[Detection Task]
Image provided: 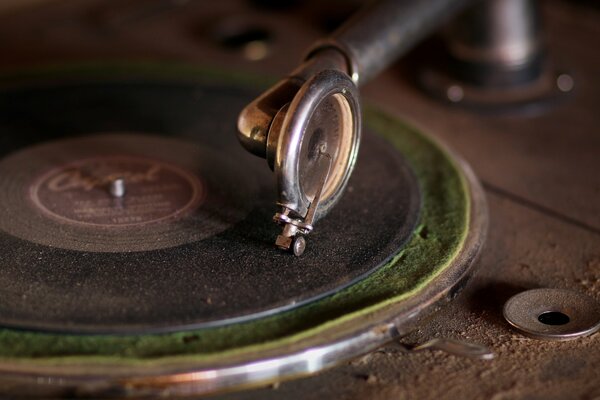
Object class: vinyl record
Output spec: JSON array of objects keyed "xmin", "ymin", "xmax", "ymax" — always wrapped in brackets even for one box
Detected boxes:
[
  {"xmin": 0, "ymin": 65, "xmax": 486, "ymax": 397},
  {"xmin": 0, "ymin": 74, "xmax": 421, "ymax": 333}
]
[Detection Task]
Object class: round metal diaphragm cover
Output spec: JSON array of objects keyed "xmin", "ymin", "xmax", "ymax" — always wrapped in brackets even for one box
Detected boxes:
[{"xmin": 274, "ymin": 69, "xmax": 360, "ymax": 220}]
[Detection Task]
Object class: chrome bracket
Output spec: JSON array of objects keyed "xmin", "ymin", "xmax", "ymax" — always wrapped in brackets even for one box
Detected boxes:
[{"xmin": 274, "ymin": 151, "xmax": 332, "ymax": 256}]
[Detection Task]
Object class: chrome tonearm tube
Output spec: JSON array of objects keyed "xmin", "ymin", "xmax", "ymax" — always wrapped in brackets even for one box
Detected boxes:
[{"xmin": 237, "ymin": 0, "xmax": 471, "ymax": 255}]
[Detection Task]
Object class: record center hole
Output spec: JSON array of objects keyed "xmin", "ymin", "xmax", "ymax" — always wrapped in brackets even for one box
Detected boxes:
[{"xmin": 538, "ymin": 311, "xmax": 570, "ymax": 325}]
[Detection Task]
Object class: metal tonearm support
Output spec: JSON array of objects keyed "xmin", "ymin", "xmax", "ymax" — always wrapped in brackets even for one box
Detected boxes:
[{"xmin": 237, "ymin": 0, "xmax": 471, "ymax": 255}]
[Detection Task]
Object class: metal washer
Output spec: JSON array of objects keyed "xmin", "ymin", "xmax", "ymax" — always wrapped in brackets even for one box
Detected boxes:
[{"xmin": 503, "ymin": 288, "xmax": 600, "ymax": 340}]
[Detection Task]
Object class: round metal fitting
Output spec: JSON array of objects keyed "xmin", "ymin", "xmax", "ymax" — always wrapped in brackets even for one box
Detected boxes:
[
  {"xmin": 273, "ymin": 69, "xmax": 361, "ymax": 220},
  {"xmin": 503, "ymin": 288, "xmax": 600, "ymax": 341}
]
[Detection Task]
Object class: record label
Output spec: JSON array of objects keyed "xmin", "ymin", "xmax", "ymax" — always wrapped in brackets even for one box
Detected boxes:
[
  {"xmin": 0, "ymin": 133, "xmax": 258, "ymax": 253},
  {"xmin": 30, "ymin": 156, "xmax": 204, "ymax": 227}
]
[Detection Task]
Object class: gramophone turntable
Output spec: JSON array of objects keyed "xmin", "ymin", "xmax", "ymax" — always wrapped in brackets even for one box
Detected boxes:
[{"xmin": 0, "ymin": 0, "xmax": 597, "ymax": 398}]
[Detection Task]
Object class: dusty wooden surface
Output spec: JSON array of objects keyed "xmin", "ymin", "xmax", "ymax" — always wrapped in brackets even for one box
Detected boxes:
[{"xmin": 0, "ymin": 0, "xmax": 598, "ymax": 398}]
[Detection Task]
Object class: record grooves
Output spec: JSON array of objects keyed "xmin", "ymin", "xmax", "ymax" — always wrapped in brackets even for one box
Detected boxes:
[{"xmin": 0, "ymin": 78, "xmax": 421, "ymax": 334}]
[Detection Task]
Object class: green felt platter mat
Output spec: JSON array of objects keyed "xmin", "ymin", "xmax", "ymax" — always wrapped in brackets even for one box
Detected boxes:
[{"xmin": 0, "ymin": 63, "xmax": 487, "ymax": 397}]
